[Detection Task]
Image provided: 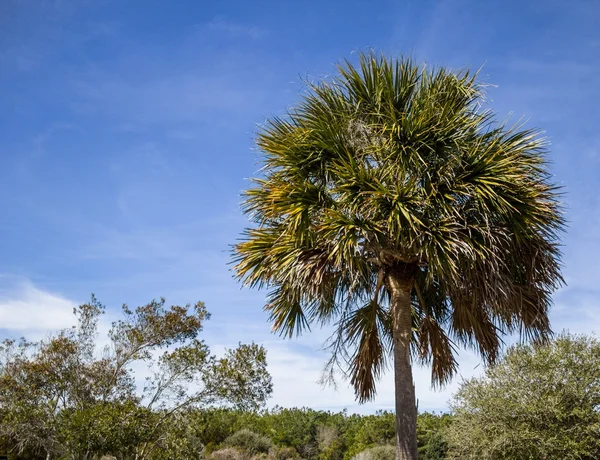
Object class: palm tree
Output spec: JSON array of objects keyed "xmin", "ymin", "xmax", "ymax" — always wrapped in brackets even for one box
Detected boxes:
[{"xmin": 233, "ymin": 52, "xmax": 564, "ymax": 460}]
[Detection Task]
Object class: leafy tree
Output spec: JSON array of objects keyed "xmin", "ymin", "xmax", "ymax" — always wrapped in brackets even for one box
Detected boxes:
[
  {"xmin": 57, "ymin": 401, "xmax": 156, "ymax": 460},
  {"xmin": 224, "ymin": 429, "xmax": 273, "ymax": 455},
  {"xmin": 344, "ymin": 411, "xmax": 394, "ymax": 459},
  {"xmin": 446, "ymin": 333, "xmax": 600, "ymax": 460},
  {"xmin": 416, "ymin": 413, "xmax": 451, "ymax": 459},
  {"xmin": 233, "ymin": 51, "xmax": 564, "ymax": 459},
  {"xmin": 0, "ymin": 296, "xmax": 272, "ymax": 459},
  {"xmin": 316, "ymin": 425, "xmax": 343, "ymax": 460},
  {"xmin": 178, "ymin": 407, "xmax": 451, "ymax": 460},
  {"xmin": 262, "ymin": 407, "xmax": 323, "ymax": 457}
]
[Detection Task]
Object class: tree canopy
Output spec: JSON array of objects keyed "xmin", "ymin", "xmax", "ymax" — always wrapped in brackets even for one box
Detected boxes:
[
  {"xmin": 0, "ymin": 296, "xmax": 272, "ymax": 460},
  {"xmin": 234, "ymin": 51, "xmax": 564, "ymax": 459},
  {"xmin": 234, "ymin": 51, "xmax": 564, "ymax": 398},
  {"xmin": 447, "ymin": 333, "xmax": 600, "ymax": 460}
]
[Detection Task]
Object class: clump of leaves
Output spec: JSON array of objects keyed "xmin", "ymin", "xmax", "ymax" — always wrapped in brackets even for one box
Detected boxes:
[
  {"xmin": 269, "ymin": 446, "xmax": 300, "ymax": 460},
  {"xmin": 224, "ymin": 429, "xmax": 273, "ymax": 455},
  {"xmin": 447, "ymin": 333, "xmax": 600, "ymax": 459},
  {"xmin": 210, "ymin": 447, "xmax": 251, "ymax": 460},
  {"xmin": 351, "ymin": 445, "xmax": 395, "ymax": 460},
  {"xmin": 0, "ymin": 296, "xmax": 273, "ymax": 460}
]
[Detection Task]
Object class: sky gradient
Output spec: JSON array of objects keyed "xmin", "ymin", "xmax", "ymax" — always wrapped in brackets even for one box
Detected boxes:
[{"xmin": 1, "ymin": 0, "xmax": 599, "ymax": 413}]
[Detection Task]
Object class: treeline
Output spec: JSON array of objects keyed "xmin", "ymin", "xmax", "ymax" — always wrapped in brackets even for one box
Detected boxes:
[
  {"xmin": 0, "ymin": 407, "xmax": 450, "ymax": 460},
  {"xmin": 185, "ymin": 408, "xmax": 450, "ymax": 460},
  {"xmin": 2, "ymin": 295, "xmax": 599, "ymax": 459}
]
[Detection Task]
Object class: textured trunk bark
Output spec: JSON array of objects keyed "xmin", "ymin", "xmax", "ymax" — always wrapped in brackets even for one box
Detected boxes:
[{"xmin": 387, "ymin": 268, "xmax": 418, "ymax": 460}]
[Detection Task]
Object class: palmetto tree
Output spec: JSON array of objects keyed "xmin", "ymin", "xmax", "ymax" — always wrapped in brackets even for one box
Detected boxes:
[{"xmin": 233, "ymin": 52, "xmax": 564, "ymax": 460}]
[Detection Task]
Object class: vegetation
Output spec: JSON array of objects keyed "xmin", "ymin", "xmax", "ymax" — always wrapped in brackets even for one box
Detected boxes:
[
  {"xmin": 179, "ymin": 408, "xmax": 449, "ymax": 460},
  {"xmin": 223, "ymin": 429, "xmax": 273, "ymax": 455},
  {"xmin": 0, "ymin": 50, "xmax": 575, "ymax": 460},
  {"xmin": 3, "ymin": 307, "xmax": 599, "ymax": 460},
  {"xmin": 0, "ymin": 297, "xmax": 272, "ymax": 460},
  {"xmin": 234, "ymin": 51, "xmax": 564, "ymax": 459},
  {"xmin": 446, "ymin": 333, "xmax": 600, "ymax": 459},
  {"xmin": 351, "ymin": 445, "xmax": 395, "ymax": 460}
]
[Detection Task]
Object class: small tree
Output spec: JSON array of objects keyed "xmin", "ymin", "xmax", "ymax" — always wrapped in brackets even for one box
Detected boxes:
[
  {"xmin": 416, "ymin": 413, "xmax": 451, "ymax": 460},
  {"xmin": 0, "ymin": 297, "xmax": 273, "ymax": 459},
  {"xmin": 234, "ymin": 51, "xmax": 564, "ymax": 460},
  {"xmin": 223, "ymin": 429, "xmax": 273, "ymax": 455},
  {"xmin": 447, "ymin": 333, "xmax": 600, "ymax": 459}
]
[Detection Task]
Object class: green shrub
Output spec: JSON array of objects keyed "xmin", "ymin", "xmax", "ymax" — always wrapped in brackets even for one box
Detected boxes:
[
  {"xmin": 209, "ymin": 447, "xmax": 249, "ymax": 460},
  {"xmin": 419, "ymin": 430, "xmax": 448, "ymax": 460},
  {"xmin": 269, "ymin": 446, "xmax": 300, "ymax": 460},
  {"xmin": 447, "ymin": 333, "xmax": 600, "ymax": 459},
  {"xmin": 224, "ymin": 429, "xmax": 273, "ymax": 455},
  {"xmin": 351, "ymin": 445, "xmax": 395, "ymax": 460}
]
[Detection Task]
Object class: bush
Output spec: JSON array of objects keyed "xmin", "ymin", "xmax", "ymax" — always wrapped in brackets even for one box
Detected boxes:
[
  {"xmin": 224, "ymin": 429, "xmax": 273, "ymax": 455},
  {"xmin": 447, "ymin": 333, "xmax": 600, "ymax": 459},
  {"xmin": 210, "ymin": 448, "xmax": 249, "ymax": 460},
  {"xmin": 351, "ymin": 445, "xmax": 395, "ymax": 460},
  {"xmin": 269, "ymin": 446, "xmax": 300, "ymax": 460},
  {"xmin": 416, "ymin": 412, "xmax": 451, "ymax": 460},
  {"xmin": 419, "ymin": 431, "xmax": 448, "ymax": 460}
]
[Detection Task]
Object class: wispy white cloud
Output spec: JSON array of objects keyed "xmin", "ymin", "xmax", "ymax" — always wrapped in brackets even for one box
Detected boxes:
[
  {"xmin": 2, "ymin": 279, "xmax": 594, "ymax": 414},
  {"xmin": 204, "ymin": 319, "xmax": 485, "ymax": 414},
  {"xmin": 70, "ymin": 66, "xmax": 272, "ymax": 128},
  {"xmin": 253, "ymin": 339, "xmax": 483, "ymax": 414},
  {"xmin": 205, "ymin": 17, "xmax": 267, "ymax": 39},
  {"xmin": 31, "ymin": 123, "xmax": 80, "ymax": 158},
  {"xmin": 0, "ymin": 279, "xmax": 78, "ymax": 333}
]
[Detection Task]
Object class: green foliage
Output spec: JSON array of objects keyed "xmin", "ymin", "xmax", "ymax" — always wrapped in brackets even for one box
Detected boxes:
[
  {"xmin": 419, "ymin": 431, "xmax": 448, "ymax": 460},
  {"xmin": 316, "ymin": 425, "xmax": 343, "ymax": 460},
  {"xmin": 0, "ymin": 398, "xmax": 451, "ymax": 459},
  {"xmin": 185, "ymin": 408, "xmax": 450, "ymax": 460},
  {"xmin": 234, "ymin": 50, "xmax": 564, "ymax": 405},
  {"xmin": 224, "ymin": 429, "xmax": 273, "ymax": 455},
  {"xmin": 57, "ymin": 401, "xmax": 156, "ymax": 459},
  {"xmin": 0, "ymin": 296, "xmax": 273, "ymax": 460},
  {"xmin": 343, "ymin": 412, "xmax": 394, "ymax": 459},
  {"xmin": 261, "ymin": 407, "xmax": 325, "ymax": 457},
  {"xmin": 352, "ymin": 445, "xmax": 395, "ymax": 460},
  {"xmin": 206, "ymin": 344, "xmax": 273, "ymax": 412},
  {"xmin": 446, "ymin": 333, "xmax": 600, "ymax": 459},
  {"xmin": 269, "ymin": 446, "xmax": 300, "ymax": 460},
  {"xmin": 210, "ymin": 447, "xmax": 250, "ymax": 460},
  {"xmin": 417, "ymin": 413, "xmax": 451, "ymax": 460}
]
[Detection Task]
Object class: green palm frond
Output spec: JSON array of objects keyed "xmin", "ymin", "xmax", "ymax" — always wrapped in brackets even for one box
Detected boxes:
[{"xmin": 233, "ymin": 51, "xmax": 564, "ymax": 401}]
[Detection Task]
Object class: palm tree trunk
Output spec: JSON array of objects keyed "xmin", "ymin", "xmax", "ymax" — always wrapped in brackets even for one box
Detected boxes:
[{"xmin": 388, "ymin": 268, "xmax": 418, "ymax": 460}]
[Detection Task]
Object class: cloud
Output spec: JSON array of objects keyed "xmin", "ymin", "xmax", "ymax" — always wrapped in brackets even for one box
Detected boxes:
[
  {"xmin": 0, "ymin": 279, "xmax": 78, "ymax": 333},
  {"xmin": 254, "ymin": 338, "xmax": 485, "ymax": 414},
  {"xmin": 70, "ymin": 64, "xmax": 272, "ymax": 128},
  {"xmin": 552, "ymin": 287, "xmax": 600, "ymax": 335},
  {"xmin": 0, "ymin": 280, "xmax": 555, "ymax": 414},
  {"xmin": 203, "ymin": 318, "xmax": 485, "ymax": 414},
  {"xmin": 205, "ymin": 17, "xmax": 267, "ymax": 39}
]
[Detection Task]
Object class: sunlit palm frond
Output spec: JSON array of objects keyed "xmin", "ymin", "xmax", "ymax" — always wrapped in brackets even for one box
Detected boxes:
[{"xmin": 233, "ymin": 51, "xmax": 564, "ymax": 401}]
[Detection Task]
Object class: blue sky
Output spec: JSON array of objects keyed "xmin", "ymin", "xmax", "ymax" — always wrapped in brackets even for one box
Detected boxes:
[{"xmin": 1, "ymin": 0, "xmax": 599, "ymax": 413}]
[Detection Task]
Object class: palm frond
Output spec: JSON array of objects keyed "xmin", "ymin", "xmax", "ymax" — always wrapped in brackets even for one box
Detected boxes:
[{"xmin": 233, "ymin": 51, "xmax": 565, "ymax": 401}]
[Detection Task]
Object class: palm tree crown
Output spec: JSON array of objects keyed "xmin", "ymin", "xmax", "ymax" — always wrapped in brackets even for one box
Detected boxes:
[{"xmin": 234, "ymin": 52, "xmax": 564, "ymax": 403}]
